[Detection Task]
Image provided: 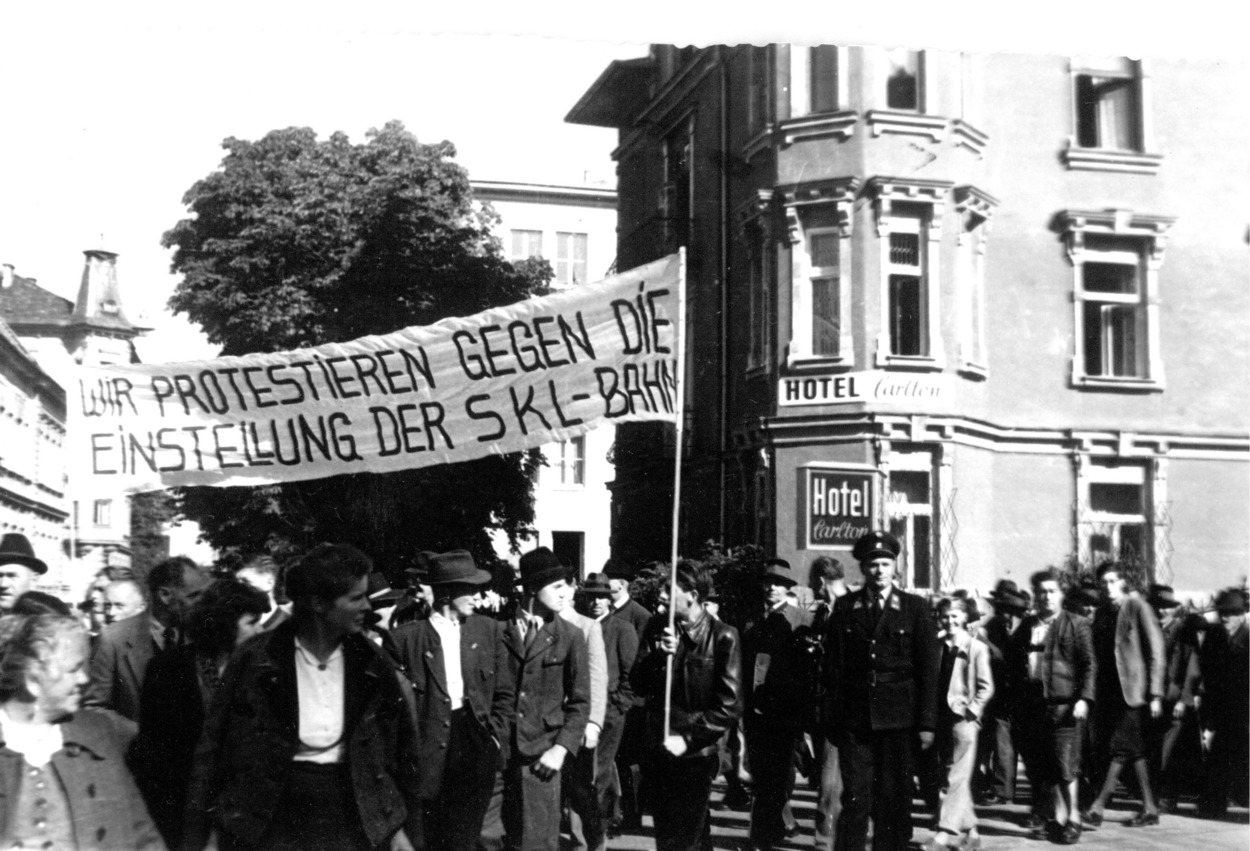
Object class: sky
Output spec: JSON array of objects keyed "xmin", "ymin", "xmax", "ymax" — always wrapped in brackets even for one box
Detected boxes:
[{"xmin": 1, "ymin": 3, "xmax": 1237, "ymax": 364}]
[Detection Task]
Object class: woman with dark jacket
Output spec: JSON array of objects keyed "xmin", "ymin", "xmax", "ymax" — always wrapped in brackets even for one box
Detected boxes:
[
  {"xmin": 131, "ymin": 577, "xmax": 270, "ymax": 848},
  {"xmin": 0, "ymin": 613, "xmax": 164, "ymax": 849},
  {"xmin": 631, "ymin": 562, "xmax": 742, "ymax": 851},
  {"xmin": 183, "ymin": 543, "xmax": 418, "ymax": 851}
]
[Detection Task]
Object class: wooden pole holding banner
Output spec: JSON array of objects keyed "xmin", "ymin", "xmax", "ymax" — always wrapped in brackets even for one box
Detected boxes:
[{"xmin": 663, "ymin": 247, "xmax": 687, "ymax": 741}]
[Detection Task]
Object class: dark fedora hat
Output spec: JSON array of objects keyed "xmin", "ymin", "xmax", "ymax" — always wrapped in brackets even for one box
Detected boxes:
[
  {"xmin": 761, "ymin": 558, "xmax": 797, "ymax": 588},
  {"xmin": 1214, "ymin": 587, "xmax": 1247, "ymax": 616},
  {"xmin": 602, "ymin": 558, "xmax": 634, "ymax": 581},
  {"xmin": 1148, "ymin": 583, "xmax": 1181, "ymax": 610},
  {"xmin": 404, "ymin": 550, "xmax": 436, "ymax": 584},
  {"xmin": 0, "ymin": 533, "xmax": 47, "ymax": 575},
  {"xmin": 366, "ymin": 572, "xmax": 404, "ymax": 608},
  {"xmin": 519, "ymin": 546, "xmax": 571, "ymax": 591},
  {"xmin": 1067, "ymin": 581, "xmax": 1101, "ymax": 607},
  {"xmin": 990, "ymin": 579, "xmax": 1029, "ymax": 612},
  {"xmin": 427, "ymin": 550, "xmax": 492, "ymax": 586},
  {"xmin": 582, "ymin": 572, "xmax": 613, "ymax": 597},
  {"xmin": 851, "ymin": 531, "xmax": 901, "ymax": 563}
]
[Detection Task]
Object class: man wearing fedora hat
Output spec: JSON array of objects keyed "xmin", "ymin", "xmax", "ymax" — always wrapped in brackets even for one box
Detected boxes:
[
  {"xmin": 824, "ymin": 530, "xmax": 940, "ymax": 851},
  {"xmin": 975, "ymin": 579, "xmax": 1030, "ymax": 806},
  {"xmin": 481, "ymin": 546, "xmax": 589, "ymax": 851},
  {"xmin": 743, "ymin": 558, "xmax": 814, "ymax": 850},
  {"xmin": 1148, "ymin": 584, "xmax": 1201, "ymax": 813},
  {"xmin": 1196, "ymin": 587, "xmax": 1249, "ymax": 819},
  {"xmin": 0, "ymin": 532, "xmax": 47, "ymax": 614},
  {"xmin": 392, "ymin": 550, "xmax": 516, "ymax": 851},
  {"xmin": 601, "ymin": 558, "xmax": 651, "ymax": 830}
]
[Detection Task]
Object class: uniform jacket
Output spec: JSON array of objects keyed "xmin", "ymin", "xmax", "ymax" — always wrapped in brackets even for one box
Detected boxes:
[
  {"xmin": 501, "ymin": 614, "xmax": 590, "ymax": 759},
  {"xmin": 560, "ymin": 609, "xmax": 607, "ymax": 730},
  {"xmin": 182, "ymin": 620, "xmax": 418, "ymax": 850},
  {"xmin": 1095, "ymin": 596, "xmax": 1166, "ymax": 707},
  {"xmin": 0, "ymin": 709, "xmax": 165, "ymax": 850},
  {"xmin": 942, "ymin": 632, "xmax": 995, "ymax": 720},
  {"xmin": 1008, "ymin": 610, "xmax": 1096, "ymax": 708},
  {"xmin": 744, "ymin": 601, "xmax": 816, "ymax": 722},
  {"xmin": 599, "ymin": 615, "xmax": 638, "ymax": 716},
  {"xmin": 391, "ymin": 614, "xmax": 515, "ymax": 800},
  {"xmin": 824, "ymin": 586, "xmax": 941, "ymax": 733},
  {"xmin": 632, "ymin": 609, "xmax": 743, "ymax": 757},
  {"xmin": 84, "ymin": 611, "xmax": 156, "ymax": 727}
]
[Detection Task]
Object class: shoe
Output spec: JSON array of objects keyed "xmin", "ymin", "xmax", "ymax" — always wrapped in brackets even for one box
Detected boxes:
[
  {"xmin": 1125, "ymin": 811, "xmax": 1159, "ymax": 827},
  {"xmin": 1079, "ymin": 809, "xmax": 1102, "ymax": 828},
  {"xmin": 1024, "ymin": 813, "xmax": 1047, "ymax": 838},
  {"xmin": 1060, "ymin": 822, "xmax": 1081, "ymax": 845},
  {"xmin": 964, "ymin": 834, "xmax": 982, "ymax": 850},
  {"xmin": 977, "ymin": 793, "xmax": 1006, "ymax": 806},
  {"xmin": 783, "ymin": 824, "xmax": 801, "ymax": 839}
]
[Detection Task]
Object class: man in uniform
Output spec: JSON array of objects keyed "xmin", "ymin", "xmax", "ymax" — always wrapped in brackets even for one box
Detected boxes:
[{"xmin": 825, "ymin": 531, "xmax": 940, "ymax": 851}]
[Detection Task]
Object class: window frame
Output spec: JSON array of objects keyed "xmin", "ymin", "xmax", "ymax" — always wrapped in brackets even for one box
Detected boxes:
[
  {"xmin": 1075, "ymin": 454, "xmax": 1169, "ymax": 579},
  {"xmin": 555, "ymin": 436, "xmax": 586, "ymax": 486},
  {"xmin": 510, "ymin": 229, "xmax": 543, "ymax": 261},
  {"xmin": 779, "ymin": 178, "xmax": 859, "ymax": 369},
  {"xmin": 745, "ymin": 216, "xmax": 775, "ymax": 374},
  {"xmin": 776, "ymin": 44, "xmax": 857, "ymax": 146},
  {"xmin": 1064, "ymin": 57, "xmax": 1163, "ymax": 174},
  {"xmin": 92, "ymin": 498, "xmax": 112, "ymax": 528},
  {"xmin": 953, "ymin": 186, "xmax": 998, "ymax": 378},
  {"xmin": 1059, "ymin": 209, "xmax": 1175, "ymax": 391},
  {"xmin": 555, "ymin": 231, "xmax": 588, "ymax": 287}
]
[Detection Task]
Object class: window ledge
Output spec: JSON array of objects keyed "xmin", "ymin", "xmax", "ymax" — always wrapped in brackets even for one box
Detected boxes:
[
  {"xmin": 1063, "ymin": 145, "xmax": 1164, "ymax": 175},
  {"xmin": 865, "ymin": 110, "xmax": 947, "ymax": 142},
  {"xmin": 745, "ymin": 364, "xmax": 771, "ymax": 380},
  {"xmin": 777, "ymin": 111, "xmax": 858, "ymax": 146},
  {"xmin": 742, "ymin": 126, "xmax": 774, "ymax": 161},
  {"xmin": 785, "ymin": 354, "xmax": 853, "ymax": 372},
  {"xmin": 951, "ymin": 119, "xmax": 989, "ymax": 156},
  {"xmin": 874, "ymin": 354, "xmax": 945, "ymax": 372},
  {"xmin": 957, "ymin": 361, "xmax": 988, "ymax": 381},
  {"xmin": 1072, "ymin": 375, "xmax": 1165, "ymax": 393}
]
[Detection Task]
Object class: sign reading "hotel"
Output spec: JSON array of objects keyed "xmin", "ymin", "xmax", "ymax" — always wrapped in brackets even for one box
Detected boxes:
[
  {"xmin": 778, "ymin": 370, "xmax": 950, "ymax": 407},
  {"xmin": 801, "ymin": 467, "xmax": 877, "ymax": 550}
]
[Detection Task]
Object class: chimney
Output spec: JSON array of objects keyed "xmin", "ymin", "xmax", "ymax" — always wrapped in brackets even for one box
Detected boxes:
[{"xmin": 1, "ymin": 263, "xmax": 13, "ymax": 289}]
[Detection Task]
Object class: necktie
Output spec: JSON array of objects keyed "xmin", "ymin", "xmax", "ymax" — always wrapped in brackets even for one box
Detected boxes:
[{"xmin": 870, "ymin": 595, "xmax": 882, "ymax": 624}]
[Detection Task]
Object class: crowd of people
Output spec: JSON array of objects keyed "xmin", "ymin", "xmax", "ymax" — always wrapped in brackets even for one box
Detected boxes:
[{"xmin": 0, "ymin": 528, "xmax": 1242, "ymax": 851}]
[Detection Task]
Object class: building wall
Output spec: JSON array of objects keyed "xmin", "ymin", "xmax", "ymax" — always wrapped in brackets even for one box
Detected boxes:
[{"xmin": 473, "ymin": 182, "xmax": 618, "ymax": 576}]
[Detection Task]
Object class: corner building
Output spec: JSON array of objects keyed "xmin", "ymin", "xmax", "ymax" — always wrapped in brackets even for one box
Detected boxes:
[{"xmin": 568, "ymin": 45, "xmax": 1249, "ymax": 595}]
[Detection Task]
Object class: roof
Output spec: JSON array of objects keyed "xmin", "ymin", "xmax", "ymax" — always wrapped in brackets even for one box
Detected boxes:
[
  {"xmin": 471, "ymin": 180, "xmax": 617, "ymax": 209},
  {"xmin": 565, "ymin": 57, "xmax": 655, "ymax": 128},
  {"xmin": 0, "ymin": 274, "xmax": 75, "ymax": 327}
]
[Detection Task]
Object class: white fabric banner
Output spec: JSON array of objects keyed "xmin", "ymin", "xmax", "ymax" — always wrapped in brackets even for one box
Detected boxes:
[{"xmin": 68, "ymin": 254, "xmax": 682, "ymax": 493}]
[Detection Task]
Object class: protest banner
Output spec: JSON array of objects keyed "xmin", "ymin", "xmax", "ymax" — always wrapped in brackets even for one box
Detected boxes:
[{"xmin": 68, "ymin": 253, "xmax": 683, "ymax": 493}]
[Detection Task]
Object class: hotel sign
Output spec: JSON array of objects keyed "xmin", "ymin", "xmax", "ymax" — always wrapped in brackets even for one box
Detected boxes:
[
  {"xmin": 778, "ymin": 370, "xmax": 950, "ymax": 407},
  {"xmin": 800, "ymin": 466, "xmax": 878, "ymax": 550}
]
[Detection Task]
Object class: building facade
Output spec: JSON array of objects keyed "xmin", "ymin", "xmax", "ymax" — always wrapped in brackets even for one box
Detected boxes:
[
  {"xmin": 0, "ymin": 250, "xmax": 149, "ymax": 594},
  {"xmin": 472, "ymin": 180, "xmax": 619, "ymax": 575},
  {"xmin": 568, "ymin": 45, "xmax": 1249, "ymax": 595}
]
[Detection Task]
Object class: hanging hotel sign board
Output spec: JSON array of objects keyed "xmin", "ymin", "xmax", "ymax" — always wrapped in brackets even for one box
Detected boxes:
[
  {"xmin": 778, "ymin": 370, "xmax": 951, "ymax": 407},
  {"xmin": 799, "ymin": 464, "xmax": 880, "ymax": 550}
]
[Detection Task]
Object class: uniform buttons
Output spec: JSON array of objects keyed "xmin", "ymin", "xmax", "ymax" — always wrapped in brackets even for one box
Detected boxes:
[{"xmin": 34, "ymin": 781, "xmax": 45, "ymax": 791}]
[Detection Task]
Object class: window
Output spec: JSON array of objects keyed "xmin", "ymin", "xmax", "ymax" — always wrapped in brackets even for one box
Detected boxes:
[
  {"xmin": 551, "ymin": 531, "xmax": 585, "ymax": 576},
  {"xmin": 953, "ymin": 186, "xmax": 997, "ymax": 377},
  {"xmin": 555, "ymin": 232, "xmax": 588, "ymax": 287},
  {"xmin": 781, "ymin": 177, "xmax": 858, "ymax": 366},
  {"xmin": 93, "ymin": 499, "xmax": 112, "ymax": 527},
  {"xmin": 885, "ymin": 49, "xmax": 921, "ymax": 110},
  {"xmin": 1078, "ymin": 458, "xmax": 1157, "ymax": 573},
  {"xmin": 747, "ymin": 224, "xmax": 774, "ymax": 372},
  {"xmin": 810, "ymin": 46, "xmax": 840, "ymax": 113},
  {"xmin": 748, "ymin": 46, "xmax": 771, "ymax": 134},
  {"xmin": 510, "ymin": 230, "xmax": 542, "ymax": 261},
  {"xmin": 885, "ymin": 452, "xmax": 937, "ymax": 591},
  {"xmin": 661, "ymin": 121, "xmax": 693, "ymax": 250},
  {"xmin": 870, "ymin": 178, "xmax": 950, "ymax": 369},
  {"xmin": 1065, "ymin": 58, "xmax": 1162, "ymax": 174},
  {"xmin": 553, "ymin": 436, "xmax": 585, "ymax": 485},
  {"xmin": 1060, "ymin": 210, "xmax": 1174, "ymax": 390}
]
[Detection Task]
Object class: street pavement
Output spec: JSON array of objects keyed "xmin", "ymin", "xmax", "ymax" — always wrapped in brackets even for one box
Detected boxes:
[{"xmin": 604, "ymin": 780, "xmax": 1250, "ymax": 851}]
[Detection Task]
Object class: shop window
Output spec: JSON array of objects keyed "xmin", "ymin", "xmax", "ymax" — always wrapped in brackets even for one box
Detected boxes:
[
  {"xmin": 886, "ymin": 455, "xmax": 936, "ymax": 591},
  {"xmin": 555, "ymin": 232, "xmax": 588, "ymax": 287},
  {"xmin": 1059, "ymin": 210, "xmax": 1174, "ymax": 390},
  {"xmin": 510, "ymin": 229, "xmax": 543, "ymax": 261}
]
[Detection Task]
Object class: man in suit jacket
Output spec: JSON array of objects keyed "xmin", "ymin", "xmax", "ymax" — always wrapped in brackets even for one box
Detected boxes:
[
  {"xmin": 824, "ymin": 531, "xmax": 940, "ymax": 851},
  {"xmin": 975, "ymin": 580, "xmax": 1029, "ymax": 805},
  {"xmin": 489, "ymin": 547, "xmax": 590, "ymax": 851},
  {"xmin": 1009, "ymin": 570, "xmax": 1095, "ymax": 844},
  {"xmin": 392, "ymin": 550, "xmax": 515, "ymax": 851},
  {"xmin": 743, "ymin": 558, "xmax": 815, "ymax": 851},
  {"xmin": 603, "ymin": 558, "xmax": 652, "ymax": 830},
  {"xmin": 1084, "ymin": 562, "xmax": 1166, "ymax": 828},
  {"xmin": 582, "ymin": 573, "xmax": 638, "ymax": 841},
  {"xmin": 84, "ymin": 555, "xmax": 213, "ymax": 733},
  {"xmin": 559, "ymin": 575, "xmax": 608, "ymax": 851}
]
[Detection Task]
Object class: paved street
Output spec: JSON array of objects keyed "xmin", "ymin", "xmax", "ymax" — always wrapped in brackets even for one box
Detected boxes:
[{"xmin": 606, "ymin": 781, "xmax": 1250, "ymax": 851}]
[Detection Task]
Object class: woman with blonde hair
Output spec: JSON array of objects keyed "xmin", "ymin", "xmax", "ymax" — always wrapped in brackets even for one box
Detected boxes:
[{"xmin": 0, "ymin": 613, "xmax": 163, "ymax": 849}]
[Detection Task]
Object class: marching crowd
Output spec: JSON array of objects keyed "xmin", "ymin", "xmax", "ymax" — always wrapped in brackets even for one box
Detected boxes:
[{"xmin": 0, "ymin": 528, "xmax": 1243, "ymax": 851}]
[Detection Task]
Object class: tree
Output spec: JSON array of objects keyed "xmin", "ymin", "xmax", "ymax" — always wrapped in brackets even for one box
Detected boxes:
[{"xmin": 163, "ymin": 121, "xmax": 551, "ymax": 572}]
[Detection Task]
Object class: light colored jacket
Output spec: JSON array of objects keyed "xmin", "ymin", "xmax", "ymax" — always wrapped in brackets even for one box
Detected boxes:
[
  {"xmin": 945, "ymin": 632, "xmax": 994, "ymax": 721},
  {"xmin": 1105, "ymin": 596, "xmax": 1166, "ymax": 707},
  {"xmin": 560, "ymin": 608, "xmax": 607, "ymax": 730}
]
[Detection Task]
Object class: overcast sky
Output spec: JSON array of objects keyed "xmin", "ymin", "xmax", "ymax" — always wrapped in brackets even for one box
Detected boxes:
[{"xmin": 1, "ymin": 3, "xmax": 1235, "ymax": 364}]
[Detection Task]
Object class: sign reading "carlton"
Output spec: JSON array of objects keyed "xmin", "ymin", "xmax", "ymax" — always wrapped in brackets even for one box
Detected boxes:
[
  {"xmin": 778, "ymin": 370, "xmax": 950, "ymax": 407},
  {"xmin": 802, "ymin": 467, "xmax": 878, "ymax": 550}
]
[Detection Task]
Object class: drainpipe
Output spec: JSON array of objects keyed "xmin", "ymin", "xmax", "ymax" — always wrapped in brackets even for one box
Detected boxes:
[{"xmin": 718, "ymin": 48, "xmax": 730, "ymax": 546}]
